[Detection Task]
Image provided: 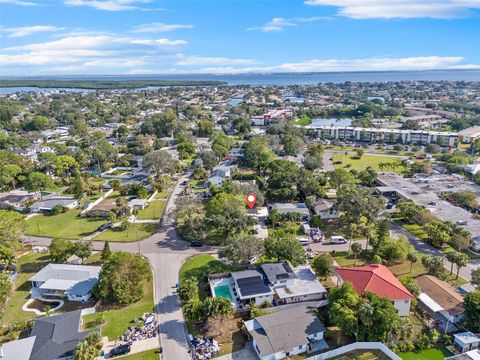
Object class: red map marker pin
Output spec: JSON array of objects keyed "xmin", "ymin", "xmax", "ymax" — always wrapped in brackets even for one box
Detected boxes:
[{"xmin": 246, "ymin": 193, "xmax": 256, "ymax": 209}]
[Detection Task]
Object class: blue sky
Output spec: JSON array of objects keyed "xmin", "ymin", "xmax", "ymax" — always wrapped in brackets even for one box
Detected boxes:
[{"xmin": 0, "ymin": 0, "xmax": 479, "ymax": 75}]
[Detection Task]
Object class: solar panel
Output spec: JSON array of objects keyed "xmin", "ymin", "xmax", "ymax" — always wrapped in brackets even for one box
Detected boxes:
[
  {"xmin": 276, "ymin": 273, "xmax": 289, "ymax": 280},
  {"xmin": 236, "ymin": 276, "xmax": 271, "ymax": 296}
]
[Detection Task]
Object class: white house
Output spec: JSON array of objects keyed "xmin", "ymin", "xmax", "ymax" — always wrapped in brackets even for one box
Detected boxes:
[
  {"xmin": 208, "ymin": 164, "xmax": 233, "ymax": 187},
  {"xmin": 311, "ymin": 199, "xmax": 340, "ymax": 220},
  {"xmin": 417, "ymin": 275, "xmax": 465, "ymax": 331},
  {"xmin": 29, "ymin": 264, "xmax": 101, "ymax": 302},
  {"xmin": 454, "ymin": 332, "xmax": 480, "ymax": 353},
  {"xmin": 231, "ymin": 270, "xmax": 274, "ymax": 306},
  {"xmin": 245, "ymin": 304, "xmax": 326, "ymax": 360},
  {"xmin": 336, "ymin": 264, "xmax": 414, "ymax": 317}
]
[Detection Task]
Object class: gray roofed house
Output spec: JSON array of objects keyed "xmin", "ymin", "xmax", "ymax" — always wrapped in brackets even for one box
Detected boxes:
[
  {"xmin": 0, "ymin": 336, "xmax": 36, "ymax": 360},
  {"xmin": 29, "ymin": 197, "xmax": 79, "ymax": 213},
  {"xmin": 0, "ymin": 311, "xmax": 97, "ymax": 360},
  {"xmin": 29, "ymin": 310, "xmax": 96, "ymax": 360},
  {"xmin": 29, "ymin": 264, "xmax": 101, "ymax": 302},
  {"xmin": 270, "ymin": 202, "xmax": 310, "ymax": 220},
  {"xmin": 260, "ymin": 262, "xmax": 296, "ymax": 287},
  {"xmin": 244, "ymin": 304, "xmax": 326, "ymax": 360}
]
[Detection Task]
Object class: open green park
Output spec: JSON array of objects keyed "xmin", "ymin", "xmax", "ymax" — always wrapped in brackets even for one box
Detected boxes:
[{"xmin": 333, "ymin": 153, "xmax": 406, "ymax": 173}]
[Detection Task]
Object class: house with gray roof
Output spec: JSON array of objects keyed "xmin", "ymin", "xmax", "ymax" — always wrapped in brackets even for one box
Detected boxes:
[
  {"xmin": 0, "ymin": 310, "xmax": 97, "ymax": 360},
  {"xmin": 244, "ymin": 304, "xmax": 325, "ymax": 360},
  {"xmin": 29, "ymin": 264, "xmax": 101, "ymax": 302},
  {"xmin": 29, "ymin": 197, "xmax": 79, "ymax": 213},
  {"xmin": 269, "ymin": 202, "xmax": 310, "ymax": 221}
]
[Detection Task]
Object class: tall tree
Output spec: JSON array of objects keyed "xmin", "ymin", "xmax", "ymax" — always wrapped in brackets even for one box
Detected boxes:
[{"xmin": 143, "ymin": 150, "xmax": 177, "ymax": 178}]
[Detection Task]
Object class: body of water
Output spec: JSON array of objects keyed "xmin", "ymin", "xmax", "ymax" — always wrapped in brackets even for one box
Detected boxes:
[
  {"xmin": 311, "ymin": 118, "xmax": 353, "ymax": 126},
  {"xmin": 1, "ymin": 70, "xmax": 479, "ymax": 94}
]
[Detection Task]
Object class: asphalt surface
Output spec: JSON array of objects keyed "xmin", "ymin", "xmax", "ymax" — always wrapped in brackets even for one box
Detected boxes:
[
  {"xmin": 390, "ymin": 222, "xmax": 478, "ymax": 281},
  {"xmin": 24, "ymin": 175, "xmax": 213, "ymax": 360}
]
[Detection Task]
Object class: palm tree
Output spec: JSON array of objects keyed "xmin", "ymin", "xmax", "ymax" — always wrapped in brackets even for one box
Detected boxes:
[
  {"xmin": 357, "ymin": 301, "xmax": 374, "ymax": 340},
  {"xmin": 378, "ymin": 162, "xmax": 386, "ymax": 172},
  {"xmin": 74, "ymin": 333, "xmax": 102, "ymax": 360},
  {"xmin": 446, "ymin": 251, "xmax": 457, "ymax": 275},
  {"xmin": 453, "ymin": 253, "xmax": 469, "ymax": 279},
  {"xmin": 0, "ymin": 247, "xmax": 16, "ymax": 266},
  {"xmin": 351, "ymin": 242, "xmax": 362, "ymax": 266},
  {"xmin": 407, "ymin": 252, "xmax": 418, "ymax": 273},
  {"xmin": 362, "ymin": 224, "xmax": 375, "ymax": 251}
]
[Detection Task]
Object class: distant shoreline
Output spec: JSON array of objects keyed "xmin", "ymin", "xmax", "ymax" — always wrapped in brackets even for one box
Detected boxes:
[{"xmin": 0, "ymin": 79, "xmax": 228, "ymax": 89}]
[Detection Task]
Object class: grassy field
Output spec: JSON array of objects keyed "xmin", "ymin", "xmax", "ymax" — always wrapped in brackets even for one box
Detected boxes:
[
  {"xmin": 333, "ymin": 153, "xmax": 405, "ymax": 173},
  {"xmin": 83, "ymin": 260, "xmax": 154, "ymax": 341},
  {"xmin": 136, "ymin": 200, "xmax": 165, "ymax": 220},
  {"xmin": 0, "ymin": 252, "xmax": 50, "ymax": 325},
  {"xmin": 26, "ymin": 209, "xmax": 106, "ymax": 239},
  {"xmin": 92, "ymin": 223, "xmax": 157, "ymax": 242},
  {"xmin": 399, "ymin": 347, "xmax": 452, "ymax": 360},
  {"xmin": 120, "ymin": 350, "xmax": 160, "ymax": 360}
]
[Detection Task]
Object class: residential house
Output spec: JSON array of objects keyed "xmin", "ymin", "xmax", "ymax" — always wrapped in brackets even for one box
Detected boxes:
[
  {"xmin": 29, "ymin": 197, "xmax": 78, "ymax": 213},
  {"xmin": 87, "ymin": 198, "xmax": 119, "ymax": 218},
  {"xmin": 208, "ymin": 163, "xmax": 233, "ymax": 187},
  {"xmin": 0, "ymin": 190, "xmax": 40, "ymax": 211},
  {"xmin": 29, "ymin": 264, "xmax": 101, "ymax": 302},
  {"xmin": 446, "ymin": 350, "xmax": 480, "ymax": 360},
  {"xmin": 416, "ymin": 275, "xmax": 465, "ymax": 331},
  {"xmin": 311, "ymin": 199, "xmax": 340, "ymax": 220},
  {"xmin": 128, "ymin": 198, "xmax": 148, "ymax": 210},
  {"xmin": 335, "ymin": 264, "xmax": 414, "ymax": 316},
  {"xmin": 454, "ymin": 332, "xmax": 480, "ymax": 353},
  {"xmin": 231, "ymin": 270, "xmax": 274, "ymax": 306},
  {"xmin": 244, "ymin": 304, "xmax": 326, "ymax": 360},
  {"xmin": 269, "ymin": 202, "xmax": 311, "ymax": 221},
  {"xmin": 0, "ymin": 310, "xmax": 98, "ymax": 360}
]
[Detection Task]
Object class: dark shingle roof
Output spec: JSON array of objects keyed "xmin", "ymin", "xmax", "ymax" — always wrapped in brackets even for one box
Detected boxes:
[{"xmin": 29, "ymin": 310, "xmax": 95, "ymax": 360}]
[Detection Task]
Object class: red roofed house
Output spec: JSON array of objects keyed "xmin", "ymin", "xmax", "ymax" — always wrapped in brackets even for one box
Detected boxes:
[{"xmin": 335, "ymin": 264, "xmax": 414, "ymax": 316}]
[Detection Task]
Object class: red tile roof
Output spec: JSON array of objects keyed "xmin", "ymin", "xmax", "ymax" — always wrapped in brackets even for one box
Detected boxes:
[{"xmin": 335, "ymin": 264, "xmax": 414, "ymax": 301}]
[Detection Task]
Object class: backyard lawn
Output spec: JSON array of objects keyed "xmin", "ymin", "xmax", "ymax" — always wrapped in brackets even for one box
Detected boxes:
[
  {"xmin": 0, "ymin": 251, "xmax": 50, "ymax": 325},
  {"xmin": 83, "ymin": 261, "xmax": 154, "ymax": 341},
  {"xmin": 26, "ymin": 209, "xmax": 106, "ymax": 239},
  {"xmin": 333, "ymin": 153, "xmax": 405, "ymax": 173},
  {"xmin": 399, "ymin": 347, "xmax": 452, "ymax": 360},
  {"xmin": 120, "ymin": 349, "xmax": 160, "ymax": 360},
  {"xmin": 92, "ymin": 223, "xmax": 157, "ymax": 242},
  {"xmin": 136, "ymin": 200, "xmax": 165, "ymax": 220}
]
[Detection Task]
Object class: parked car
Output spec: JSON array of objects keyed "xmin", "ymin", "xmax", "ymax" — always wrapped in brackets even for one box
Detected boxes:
[
  {"xmin": 190, "ymin": 241, "xmax": 203, "ymax": 247},
  {"xmin": 110, "ymin": 344, "xmax": 131, "ymax": 357},
  {"xmin": 331, "ymin": 236, "xmax": 347, "ymax": 244},
  {"xmin": 456, "ymin": 220, "xmax": 468, "ymax": 225},
  {"xmin": 97, "ymin": 222, "xmax": 113, "ymax": 232}
]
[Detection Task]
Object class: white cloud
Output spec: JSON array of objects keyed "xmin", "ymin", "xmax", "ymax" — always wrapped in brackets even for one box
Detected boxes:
[
  {"xmin": 158, "ymin": 56, "xmax": 476, "ymax": 74},
  {"xmin": 174, "ymin": 56, "xmax": 256, "ymax": 66},
  {"xmin": 2, "ymin": 25, "xmax": 64, "ymax": 38},
  {"xmin": 248, "ymin": 16, "xmax": 329, "ymax": 32},
  {"xmin": 132, "ymin": 22, "xmax": 193, "ymax": 33},
  {"xmin": 0, "ymin": 0, "xmax": 38, "ymax": 6},
  {"xmin": 304, "ymin": 0, "xmax": 480, "ymax": 19},
  {"xmin": 63, "ymin": 0, "xmax": 154, "ymax": 11},
  {"xmin": 0, "ymin": 34, "xmax": 187, "ymax": 73},
  {"xmin": 130, "ymin": 38, "xmax": 187, "ymax": 46}
]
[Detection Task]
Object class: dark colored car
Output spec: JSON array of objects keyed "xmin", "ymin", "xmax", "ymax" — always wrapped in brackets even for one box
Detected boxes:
[
  {"xmin": 97, "ymin": 222, "xmax": 113, "ymax": 232},
  {"xmin": 190, "ymin": 241, "xmax": 203, "ymax": 247},
  {"xmin": 110, "ymin": 344, "xmax": 131, "ymax": 357}
]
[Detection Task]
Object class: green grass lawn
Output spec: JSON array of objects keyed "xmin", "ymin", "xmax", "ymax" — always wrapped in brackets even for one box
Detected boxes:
[
  {"xmin": 120, "ymin": 350, "xmax": 160, "ymax": 360},
  {"xmin": 83, "ymin": 260, "xmax": 154, "ymax": 341},
  {"xmin": 92, "ymin": 223, "xmax": 157, "ymax": 242},
  {"xmin": 136, "ymin": 200, "xmax": 165, "ymax": 220},
  {"xmin": 1, "ymin": 251, "xmax": 104, "ymax": 326},
  {"xmin": 0, "ymin": 252, "xmax": 50, "ymax": 325},
  {"xmin": 333, "ymin": 153, "xmax": 405, "ymax": 173},
  {"xmin": 402, "ymin": 224, "xmax": 428, "ymax": 240},
  {"xmin": 399, "ymin": 347, "xmax": 452, "ymax": 360},
  {"xmin": 26, "ymin": 209, "xmax": 106, "ymax": 239}
]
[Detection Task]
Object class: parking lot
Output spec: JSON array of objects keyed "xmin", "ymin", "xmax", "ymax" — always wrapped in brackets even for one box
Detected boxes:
[{"xmin": 378, "ymin": 173, "xmax": 480, "ymax": 237}]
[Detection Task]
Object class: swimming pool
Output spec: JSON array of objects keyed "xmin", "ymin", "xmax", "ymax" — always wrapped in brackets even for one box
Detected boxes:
[{"xmin": 214, "ymin": 285, "xmax": 234, "ymax": 302}]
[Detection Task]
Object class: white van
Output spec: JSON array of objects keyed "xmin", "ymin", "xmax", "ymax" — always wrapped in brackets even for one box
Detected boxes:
[
  {"xmin": 331, "ymin": 236, "xmax": 347, "ymax": 244},
  {"xmin": 296, "ymin": 237, "xmax": 309, "ymax": 246}
]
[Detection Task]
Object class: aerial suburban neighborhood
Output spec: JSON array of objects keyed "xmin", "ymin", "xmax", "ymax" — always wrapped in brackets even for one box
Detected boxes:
[{"xmin": 0, "ymin": 78, "xmax": 479, "ymax": 360}]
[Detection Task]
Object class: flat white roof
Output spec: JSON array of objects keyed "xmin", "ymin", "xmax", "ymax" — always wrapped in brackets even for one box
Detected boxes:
[
  {"xmin": 454, "ymin": 332, "xmax": 480, "ymax": 345},
  {"xmin": 419, "ymin": 292, "xmax": 444, "ymax": 313},
  {"xmin": 275, "ymin": 267, "xmax": 326, "ymax": 300}
]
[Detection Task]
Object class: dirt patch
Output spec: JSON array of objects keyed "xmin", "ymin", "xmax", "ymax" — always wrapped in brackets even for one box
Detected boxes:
[{"xmin": 26, "ymin": 299, "xmax": 60, "ymax": 311}]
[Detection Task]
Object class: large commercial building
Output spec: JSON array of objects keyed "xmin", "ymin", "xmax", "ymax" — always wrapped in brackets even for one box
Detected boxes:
[{"xmin": 305, "ymin": 124, "xmax": 458, "ymax": 147}]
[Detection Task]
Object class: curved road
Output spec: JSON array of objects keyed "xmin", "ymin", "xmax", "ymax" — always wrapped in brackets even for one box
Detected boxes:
[{"xmin": 25, "ymin": 175, "xmax": 215, "ymax": 360}]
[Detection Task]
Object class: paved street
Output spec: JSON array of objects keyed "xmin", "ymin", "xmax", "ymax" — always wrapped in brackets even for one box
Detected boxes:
[{"xmin": 390, "ymin": 222, "xmax": 478, "ymax": 281}]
